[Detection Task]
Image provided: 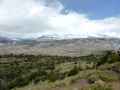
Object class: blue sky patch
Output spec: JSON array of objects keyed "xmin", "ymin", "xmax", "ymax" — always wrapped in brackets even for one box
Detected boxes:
[{"xmin": 59, "ymin": 0, "xmax": 120, "ymax": 19}]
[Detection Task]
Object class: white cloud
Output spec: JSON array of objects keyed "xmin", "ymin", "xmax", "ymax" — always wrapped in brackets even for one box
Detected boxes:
[{"xmin": 0, "ymin": 0, "xmax": 120, "ymax": 38}]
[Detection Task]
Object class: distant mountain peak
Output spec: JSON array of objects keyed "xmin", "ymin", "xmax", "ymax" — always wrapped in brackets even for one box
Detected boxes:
[{"xmin": 0, "ymin": 36, "xmax": 15, "ymax": 44}]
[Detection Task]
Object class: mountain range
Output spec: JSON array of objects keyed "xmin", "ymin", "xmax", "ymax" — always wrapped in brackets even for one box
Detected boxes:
[{"xmin": 0, "ymin": 35, "xmax": 120, "ymax": 56}]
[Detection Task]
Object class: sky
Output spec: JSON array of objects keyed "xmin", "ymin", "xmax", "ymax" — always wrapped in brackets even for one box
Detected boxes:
[
  {"xmin": 0, "ymin": 0, "xmax": 120, "ymax": 39},
  {"xmin": 60, "ymin": 0, "xmax": 120, "ymax": 19}
]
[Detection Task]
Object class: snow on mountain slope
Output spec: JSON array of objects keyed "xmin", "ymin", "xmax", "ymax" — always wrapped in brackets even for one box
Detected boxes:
[{"xmin": 0, "ymin": 36, "xmax": 120, "ymax": 56}]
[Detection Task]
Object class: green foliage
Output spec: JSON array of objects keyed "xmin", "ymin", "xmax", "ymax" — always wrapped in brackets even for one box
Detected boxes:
[
  {"xmin": 0, "ymin": 79, "xmax": 8, "ymax": 90},
  {"xmin": 88, "ymin": 74, "xmax": 100, "ymax": 84},
  {"xmin": 48, "ymin": 71, "xmax": 59, "ymax": 82},
  {"xmin": 67, "ymin": 66, "xmax": 79, "ymax": 76},
  {"xmin": 110, "ymin": 52, "xmax": 120, "ymax": 63},
  {"xmin": 87, "ymin": 70, "xmax": 119, "ymax": 85},
  {"xmin": 89, "ymin": 84, "xmax": 112, "ymax": 90},
  {"xmin": 0, "ymin": 50, "xmax": 120, "ymax": 90}
]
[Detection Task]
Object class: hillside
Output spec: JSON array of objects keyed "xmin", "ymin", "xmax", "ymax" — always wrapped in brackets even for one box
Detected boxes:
[{"xmin": 0, "ymin": 50, "xmax": 120, "ymax": 90}]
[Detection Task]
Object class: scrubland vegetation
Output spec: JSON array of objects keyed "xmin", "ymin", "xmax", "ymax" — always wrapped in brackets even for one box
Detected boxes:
[{"xmin": 0, "ymin": 50, "xmax": 120, "ymax": 90}]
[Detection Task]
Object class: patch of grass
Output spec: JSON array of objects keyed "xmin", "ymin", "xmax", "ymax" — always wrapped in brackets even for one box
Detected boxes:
[
  {"xmin": 87, "ymin": 70, "xmax": 119, "ymax": 84},
  {"xmin": 86, "ymin": 84, "xmax": 112, "ymax": 90}
]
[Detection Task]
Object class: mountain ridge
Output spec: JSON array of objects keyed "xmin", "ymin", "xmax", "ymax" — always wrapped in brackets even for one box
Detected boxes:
[{"xmin": 0, "ymin": 36, "xmax": 120, "ymax": 56}]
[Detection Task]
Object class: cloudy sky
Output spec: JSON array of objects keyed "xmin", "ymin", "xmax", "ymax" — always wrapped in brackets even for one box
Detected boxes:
[{"xmin": 0, "ymin": 0, "xmax": 120, "ymax": 39}]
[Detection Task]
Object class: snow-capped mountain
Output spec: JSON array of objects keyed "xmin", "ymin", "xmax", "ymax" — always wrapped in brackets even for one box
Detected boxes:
[{"xmin": 0, "ymin": 34, "xmax": 120, "ymax": 56}]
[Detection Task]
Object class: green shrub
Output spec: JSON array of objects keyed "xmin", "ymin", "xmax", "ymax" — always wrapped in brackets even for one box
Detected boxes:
[
  {"xmin": 9, "ymin": 76, "xmax": 30, "ymax": 88},
  {"xmin": 98, "ymin": 71, "xmax": 119, "ymax": 82},
  {"xmin": 88, "ymin": 74, "xmax": 99, "ymax": 84},
  {"xmin": 48, "ymin": 71, "xmax": 59, "ymax": 82},
  {"xmin": 89, "ymin": 84, "xmax": 112, "ymax": 90},
  {"xmin": 110, "ymin": 53, "xmax": 120, "ymax": 63},
  {"xmin": 68, "ymin": 66, "xmax": 79, "ymax": 77}
]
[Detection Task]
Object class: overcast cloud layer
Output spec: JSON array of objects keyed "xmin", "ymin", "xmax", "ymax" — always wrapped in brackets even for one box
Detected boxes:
[{"xmin": 0, "ymin": 0, "xmax": 120, "ymax": 39}]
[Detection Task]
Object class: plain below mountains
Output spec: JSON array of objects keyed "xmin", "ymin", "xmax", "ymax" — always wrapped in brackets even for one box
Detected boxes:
[{"xmin": 0, "ymin": 36, "xmax": 120, "ymax": 56}]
